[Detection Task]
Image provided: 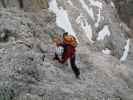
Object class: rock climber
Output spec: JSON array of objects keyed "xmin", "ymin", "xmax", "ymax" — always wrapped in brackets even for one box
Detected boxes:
[
  {"xmin": 53, "ymin": 32, "xmax": 68, "ymax": 60},
  {"xmin": 53, "ymin": 32, "xmax": 80, "ymax": 79}
]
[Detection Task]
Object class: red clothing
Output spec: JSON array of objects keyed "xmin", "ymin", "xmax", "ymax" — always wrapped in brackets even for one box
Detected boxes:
[{"xmin": 58, "ymin": 45, "xmax": 76, "ymax": 64}]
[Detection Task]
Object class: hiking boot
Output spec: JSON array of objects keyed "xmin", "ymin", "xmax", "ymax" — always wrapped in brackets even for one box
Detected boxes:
[
  {"xmin": 76, "ymin": 75, "xmax": 81, "ymax": 79},
  {"xmin": 42, "ymin": 55, "xmax": 45, "ymax": 61}
]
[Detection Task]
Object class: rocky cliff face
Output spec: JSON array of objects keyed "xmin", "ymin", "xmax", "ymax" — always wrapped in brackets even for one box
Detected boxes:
[
  {"xmin": 0, "ymin": 0, "xmax": 133, "ymax": 100},
  {"xmin": 49, "ymin": 0, "xmax": 133, "ymax": 65},
  {"xmin": 0, "ymin": 0, "xmax": 49, "ymax": 11},
  {"xmin": 112, "ymin": 0, "xmax": 133, "ymax": 37}
]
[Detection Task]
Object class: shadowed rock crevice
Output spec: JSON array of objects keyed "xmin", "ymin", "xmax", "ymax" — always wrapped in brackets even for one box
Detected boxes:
[
  {"xmin": 0, "ymin": 0, "xmax": 6, "ymax": 8},
  {"xmin": 18, "ymin": 0, "xmax": 24, "ymax": 8}
]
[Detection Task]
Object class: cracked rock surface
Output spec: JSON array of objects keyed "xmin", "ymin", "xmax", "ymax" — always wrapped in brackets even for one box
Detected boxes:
[{"xmin": 0, "ymin": 0, "xmax": 133, "ymax": 100}]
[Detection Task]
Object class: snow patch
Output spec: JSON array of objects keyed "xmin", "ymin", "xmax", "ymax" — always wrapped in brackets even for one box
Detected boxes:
[
  {"xmin": 95, "ymin": 9, "xmax": 101, "ymax": 27},
  {"xmin": 79, "ymin": 0, "xmax": 95, "ymax": 20},
  {"xmin": 67, "ymin": 0, "xmax": 74, "ymax": 6},
  {"xmin": 102, "ymin": 48, "xmax": 111, "ymax": 55},
  {"xmin": 49, "ymin": 0, "xmax": 76, "ymax": 37},
  {"xmin": 76, "ymin": 14, "xmax": 94, "ymax": 43},
  {"xmin": 97, "ymin": 25, "xmax": 111, "ymax": 41},
  {"xmin": 110, "ymin": 1, "xmax": 115, "ymax": 8},
  {"xmin": 89, "ymin": 0, "xmax": 103, "ymax": 9},
  {"xmin": 120, "ymin": 39, "xmax": 130, "ymax": 61}
]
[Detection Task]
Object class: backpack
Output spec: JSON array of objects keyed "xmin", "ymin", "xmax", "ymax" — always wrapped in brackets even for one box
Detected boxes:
[{"xmin": 63, "ymin": 35, "xmax": 78, "ymax": 47}]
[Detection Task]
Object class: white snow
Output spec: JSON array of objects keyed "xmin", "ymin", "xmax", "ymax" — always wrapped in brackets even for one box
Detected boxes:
[
  {"xmin": 49, "ymin": 0, "xmax": 76, "ymax": 37},
  {"xmin": 102, "ymin": 48, "xmax": 111, "ymax": 55},
  {"xmin": 89, "ymin": 0, "xmax": 103, "ymax": 9},
  {"xmin": 67, "ymin": 0, "xmax": 74, "ymax": 6},
  {"xmin": 110, "ymin": 1, "xmax": 115, "ymax": 8},
  {"xmin": 55, "ymin": 46, "xmax": 64, "ymax": 56},
  {"xmin": 76, "ymin": 14, "xmax": 94, "ymax": 43},
  {"xmin": 97, "ymin": 25, "xmax": 111, "ymax": 41},
  {"xmin": 95, "ymin": 9, "xmax": 101, "ymax": 27},
  {"xmin": 120, "ymin": 22, "xmax": 131, "ymax": 32},
  {"xmin": 120, "ymin": 39, "xmax": 130, "ymax": 61},
  {"xmin": 79, "ymin": 0, "xmax": 95, "ymax": 20}
]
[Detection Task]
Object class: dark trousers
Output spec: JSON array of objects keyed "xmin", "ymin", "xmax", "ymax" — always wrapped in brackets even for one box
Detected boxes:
[
  {"xmin": 70, "ymin": 54, "xmax": 80, "ymax": 78},
  {"xmin": 54, "ymin": 48, "xmax": 80, "ymax": 78}
]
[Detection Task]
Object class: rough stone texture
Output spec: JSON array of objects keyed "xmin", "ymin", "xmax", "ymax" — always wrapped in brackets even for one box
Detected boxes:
[
  {"xmin": 0, "ymin": 0, "xmax": 133, "ymax": 100},
  {"xmin": 0, "ymin": 8, "xmax": 133, "ymax": 100},
  {"xmin": 110, "ymin": 0, "xmax": 133, "ymax": 66},
  {"xmin": 0, "ymin": 0, "xmax": 49, "ymax": 10},
  {"xmin": 55, "ymin": 0, "xmax": 127, "ymax": 59},
  {"xmin": 0, "ymin": 0, "xmax": 130, "ymax": 59},
  {"xmin": 112, "ymin": 0, "xmax": 133, "ymax": 37}
]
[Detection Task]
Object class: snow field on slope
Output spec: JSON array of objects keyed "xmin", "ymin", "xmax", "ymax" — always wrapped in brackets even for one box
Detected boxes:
[
  {"xmin": 76, "ymin": 14, "xmax": 94, "ymax": 43},
  {"xmin": 120, "ymin": 39, "xmax": 130, "ymax": 61},
  {"xmin": 49, "ymin": 0, "xmax": 76, "ymax": 37},
  {"xmin": 79, "ymin": 0, "xmax": 95, "ymax": 20},
  {"xmin": 97, "ymin": 25, "xmax": 111, "ymax": 41}
]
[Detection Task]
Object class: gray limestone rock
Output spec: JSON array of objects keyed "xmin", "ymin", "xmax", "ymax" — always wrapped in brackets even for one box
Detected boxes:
[{"xmin": 0, "ymin": 0, "xmax": 133, "ymax": 100}]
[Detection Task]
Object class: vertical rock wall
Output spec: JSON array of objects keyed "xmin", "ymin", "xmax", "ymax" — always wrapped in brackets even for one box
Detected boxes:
[
  {"xmin": 112, "ymin": 0, "xmax": 133, "ymax": 37},
  {"xmin": 0, "ymin": 0, "xmax": 49, "ymax": 11}
]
